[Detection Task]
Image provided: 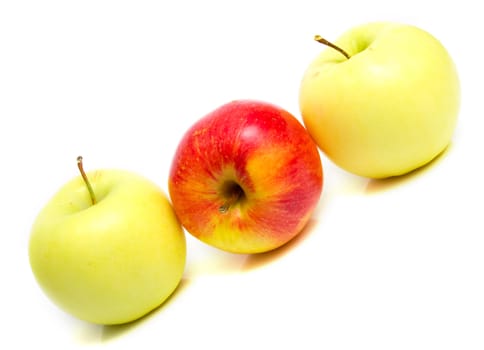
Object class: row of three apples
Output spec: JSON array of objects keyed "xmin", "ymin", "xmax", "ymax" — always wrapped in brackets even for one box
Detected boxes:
[{"xmin": 28, "ymin": 22, "xmax": 460, "ymax": 325}]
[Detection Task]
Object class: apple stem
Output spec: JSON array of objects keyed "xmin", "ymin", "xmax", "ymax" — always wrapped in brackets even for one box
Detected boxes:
[
  {"xmin": 77, "ymin": 156, "xmax": 97, "ymax": 205},
  {"xmin": 219, "ymin": 186, "xmax": 243, "ymax": 214},
  {"xmin": 314, "ymin": 34, "xmax": 351, "ymax": 59}
]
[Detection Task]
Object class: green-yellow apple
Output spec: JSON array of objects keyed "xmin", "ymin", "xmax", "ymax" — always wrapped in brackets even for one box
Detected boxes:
[
  {"xmin": 299, "ymin": 22, "xmax": 460, "ymax": 178},
  {"xmin": 29, "ymin": 157, "xmax": 186, "ymax": 325},
  {"xmin": 168, "ymin": 100, "xmax": 323, "ymax": 254}
]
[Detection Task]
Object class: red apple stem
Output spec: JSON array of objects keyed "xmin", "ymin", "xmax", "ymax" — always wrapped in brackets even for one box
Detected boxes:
[
  {"xmin": 314, "ymin": 34, "xmax": 351, "ymax": 59},
  {"xmin": 77, "ymin": 156, "xmax": 97, "ymax": 205}
]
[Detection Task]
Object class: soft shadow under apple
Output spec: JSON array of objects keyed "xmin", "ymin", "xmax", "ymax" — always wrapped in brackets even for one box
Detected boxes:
[
  {"xmin": 71, "ymin": 318, "xmax": 103, "ymax": 344},
  {"xmin": 101, "ymin": 277, "xmax": 191, "ymax": 342},
  {"xmin": 365, "ymin": 143, "xmax": 452, "ymax": 193},
  {"xmin": 242, "ymin": 217, "xmax": 319, "ymax": 270}
]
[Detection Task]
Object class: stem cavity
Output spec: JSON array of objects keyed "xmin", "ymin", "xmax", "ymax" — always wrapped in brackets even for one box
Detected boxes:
[
  {"xmin": 77, "ymin": 156, "xmax": 97, "ymax": 205},
  {"xmin": 314, "ymin": 34, "xmax": 351, "ymax": 59}
]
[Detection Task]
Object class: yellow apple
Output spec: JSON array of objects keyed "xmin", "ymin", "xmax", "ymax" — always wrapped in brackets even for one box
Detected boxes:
[
  {"xmin": 29, "ymin": 158, "xmax": 186, "ymax": 325},
  {"xmin": 299, "ymin": 22, "xmax": 460, "ymax": 178}
]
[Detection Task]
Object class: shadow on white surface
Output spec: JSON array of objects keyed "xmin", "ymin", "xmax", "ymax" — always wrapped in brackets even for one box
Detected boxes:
[
  {"xmin": 181, "ymin": 217, "xmax": 320, "ymax": 276},
  {"xmin": 243, "ymin": 217, "xmax": 319, "ymax": 270},
  {"xmin": 365, "ymin": 142, "xmax": 452, "ymax": 193},
  {"xmin": 100, "ymin": 276, "xmax": 192, "ymax": 342}
]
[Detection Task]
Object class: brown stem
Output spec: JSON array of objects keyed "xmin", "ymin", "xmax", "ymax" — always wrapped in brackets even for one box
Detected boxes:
[
  {"xmin": 314, "ymin": 34, "xmax": 351, "ymax": 59},
  {"xmin": 77, "ymin": 156, "xmax": 96, "ymax": 205}
]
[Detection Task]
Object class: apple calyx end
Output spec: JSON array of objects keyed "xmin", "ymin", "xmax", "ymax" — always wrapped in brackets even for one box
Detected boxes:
[
  {"xmin": 219, "ymin": 181, "xmax": 245, "ymax": 214},
  {"xmin": 77, "ymin": 156, "xmax": 97, "ymax": 205},
  {"xmin": 314, "ymin": 34, "xmax": 351, "ymax": 60}
]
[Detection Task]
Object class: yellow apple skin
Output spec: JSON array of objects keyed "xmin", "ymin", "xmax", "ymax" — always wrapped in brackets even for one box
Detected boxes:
[
  {"xmin": 29, "ymin": 170, "xmax": 186, "ymax": 325},
  {"xmin": 300, "ymin": 22, "xmax": 460, "ymax": 178}
]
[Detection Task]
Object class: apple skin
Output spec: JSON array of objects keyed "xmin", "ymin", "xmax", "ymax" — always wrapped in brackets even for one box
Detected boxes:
[
  {"xmin": 299, "ymin": 22, "xmax": 460, "ymax": 178},
  {"xmin": 29, "ymin": 170, "xmax": 186, "ymax": 325},
  {"xmin": 168, "ymin": 100, "xmax": 323, "ymax": 254}
]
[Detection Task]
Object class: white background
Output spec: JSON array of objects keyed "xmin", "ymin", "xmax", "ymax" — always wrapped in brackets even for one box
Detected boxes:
[{"xmin": 1, "ymin": 0, "xmax": 483, "ymax": 349}]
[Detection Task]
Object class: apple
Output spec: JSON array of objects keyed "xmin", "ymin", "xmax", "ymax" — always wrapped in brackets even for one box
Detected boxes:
[
  {"xmin": 168, "ymin": 100, "xmax": 323, "ymax": 254},
  {"xmin": 299, "ymin": 22, "xmax": 460, "ymax": 178},
  {"xmin": 29, "ymin": 157, "xmax": 186, "ymax": 325}
]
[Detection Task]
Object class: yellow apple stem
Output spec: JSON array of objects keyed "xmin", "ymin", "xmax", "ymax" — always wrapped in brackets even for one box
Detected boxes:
[
  {"xmin": 314, "ymin": 34, "xmax": 351, "ymax": 59},
  {"xmin": 77, "ymin": 156, "xmax": 97, "ymax": 205},
  {"xmin": 219, "ymin": 186, "xmax": 244, "ymax": 214}
]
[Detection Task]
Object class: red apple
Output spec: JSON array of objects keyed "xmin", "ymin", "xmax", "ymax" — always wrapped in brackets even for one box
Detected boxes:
[{"xmin": 168, "ymin": 100, "xmax": 323, "ymax": 254}]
